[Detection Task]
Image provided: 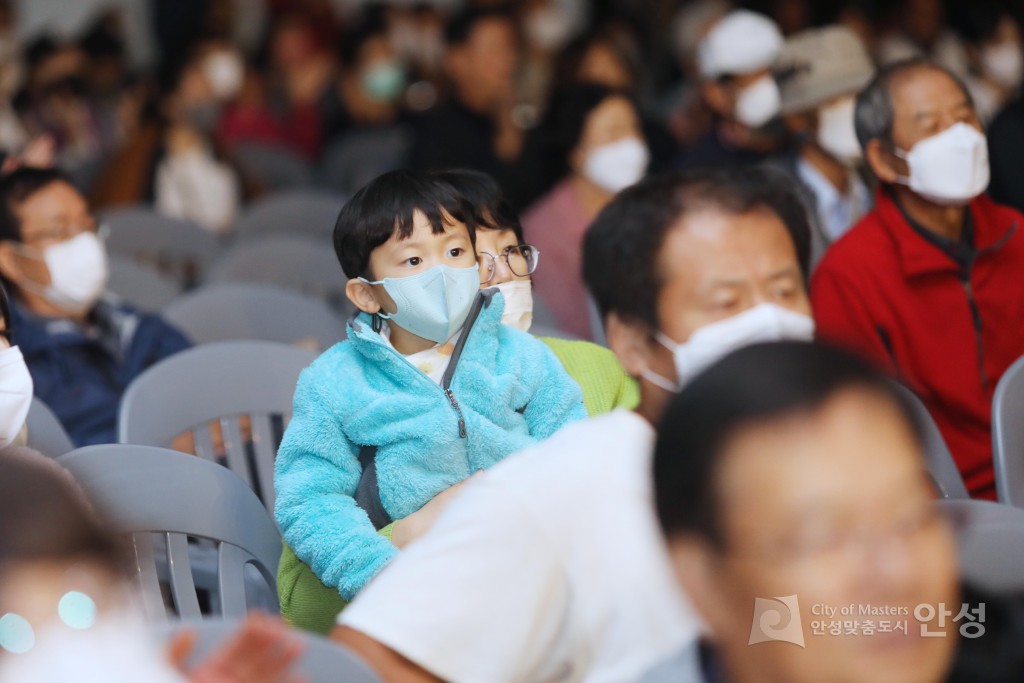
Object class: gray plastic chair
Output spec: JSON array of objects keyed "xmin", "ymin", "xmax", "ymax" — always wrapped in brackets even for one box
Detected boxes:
[
  {"xmin": 100, "ymin": 205, "xmax": 223, "ymax": 289},
  {"xmin": 159, "ymin": 619, "xmax": 380, "ymax": 683},
  {"xmin": 206, "ymin": 235, "xmax": 351, "ymax": 313},
  {"xmin": 162, "ymin": 283, "xmax": 346, "ymax": 351},
  {"xmin": 58, "ymin": 444, "xmax": 281, "ymax": 622},
  {"xmin": 993, "ymin": 353, "xmax": 1024, "ymax": 507},
  {"xmin": 25, "ymin": 397, "xmax": 74, "ymax": 458},
  {"xmin": 119, "ymin": 340, "xmax": 317, "ymax": 511},
  {"xmin": 107, "ymin": 255, "xmax": 183, "ymax": 312},
  {"xmin": 938, "ymin": 499, "xmax": 1024, "ymax": 592},
  {"xmin": 233, "ymin": 190, "xmax": 344, "ymax": 242},
  {"xmin": 893, "ymin": 383, "xmax": 970, "ymax": 500},
  {"xmin": 231, "ymin": 142, "xmax": 315, "ymax": 192}
]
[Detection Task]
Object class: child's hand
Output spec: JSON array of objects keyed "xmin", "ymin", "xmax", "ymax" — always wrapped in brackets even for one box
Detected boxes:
[{"xmin": 391, "ymin": 473, "xmax": 483, "ymax": 548}]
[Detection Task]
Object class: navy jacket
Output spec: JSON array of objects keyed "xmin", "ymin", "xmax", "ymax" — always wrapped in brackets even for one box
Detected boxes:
[{"xmin": 11, "ymin": 296, "xmax": 191, "ymax": 446}]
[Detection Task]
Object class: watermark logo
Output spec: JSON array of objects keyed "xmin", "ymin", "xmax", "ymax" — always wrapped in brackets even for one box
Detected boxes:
[{"xmin": 749, "ymin": 595, "xmax": 805, "ymax": 648}]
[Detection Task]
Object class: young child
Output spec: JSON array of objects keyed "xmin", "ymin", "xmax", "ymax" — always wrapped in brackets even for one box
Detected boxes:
[{"xmin": 274, "ymin": 170, "xmax": 586, "ymax": 612}]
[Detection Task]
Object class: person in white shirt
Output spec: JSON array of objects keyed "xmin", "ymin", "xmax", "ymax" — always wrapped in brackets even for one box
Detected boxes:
[
  {"xmin": 775, "ymin": 25, "xmax": 875, "ymax": 264},
  {"xmin": 331, "ymin": 166, "xmax": 819, "ymax": 683}
]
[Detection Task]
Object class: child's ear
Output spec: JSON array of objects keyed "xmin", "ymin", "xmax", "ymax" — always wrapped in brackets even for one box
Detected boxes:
[{"xmin": 345, "ymin": 278, "xmax": 383, "ymax": 315}]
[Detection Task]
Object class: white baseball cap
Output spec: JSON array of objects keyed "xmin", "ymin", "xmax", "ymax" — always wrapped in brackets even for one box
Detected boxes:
[{"xmin": 698, "ymin": 10, "xmax": 784, "ymax": 79}]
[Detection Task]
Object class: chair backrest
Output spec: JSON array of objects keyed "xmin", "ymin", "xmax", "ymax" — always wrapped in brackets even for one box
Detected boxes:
[
  {"xmin": 25, "ymin": 396, "xmax": 73, "ymax": 458},
  {"xmin": 107, "ymin": 255, "xmax": 183, "ymax": 312},
  {"xmin": 233, "ymin": 190, "xmax": 344, "ymax": 242},
  {"xmin": 206, "ymin": 235, "xmax": 351, "ymax": 313},
  {"xmin": 159, "ymin": 618, "xmax": 381, "ymax": 683},
  {"xmin": 58, "ymin": 444, "xmax": 282, "ymax": 622},
  {"xmin": 892, "ymin": 383, "xmax": 970, "ymax": 499},
  {"xmin": 119, "ymin": 340, "xmax": 316, "ymax": 511},
  {"xmin": 162, "ymin": 283, "xmax": 346, "ymax": 351},
  {"xmin": 231, "ymin": 142, "xmax": 315, "ymax": 192},
  {"xmin": 938, "ymin": 499, "xmax": 1024, "ymax": 593},
  {"xmin": 100, "ymin": 205, "xmax": 223, "ymax": 289},
  {"xmin": 993, "ymin": 353, "xmax": 1024, "ymax": 507}
]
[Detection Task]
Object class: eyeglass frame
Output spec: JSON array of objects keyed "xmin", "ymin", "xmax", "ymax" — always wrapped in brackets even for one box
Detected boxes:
[{"xmin": 477, "ymin": 244, "xmax": 541, "ymax": 285}]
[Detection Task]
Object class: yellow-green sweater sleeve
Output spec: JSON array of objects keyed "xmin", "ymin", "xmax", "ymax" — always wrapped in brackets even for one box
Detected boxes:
[{"xmin": 538, "ymin": 337, "xmax": 639, "ymax": 416}]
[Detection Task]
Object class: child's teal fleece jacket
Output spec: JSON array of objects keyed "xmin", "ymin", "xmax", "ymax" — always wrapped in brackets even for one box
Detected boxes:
[{"xmin": 273, "ymin": 290, "xmax": 587, "ymax": 600}]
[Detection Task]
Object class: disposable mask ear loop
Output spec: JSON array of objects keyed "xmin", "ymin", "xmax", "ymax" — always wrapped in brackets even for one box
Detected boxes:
[
  {"xmin": 357, "ymin": 275, "xmax": 393, "ymax": 327},
  {"xmin": 640, "ymin": 368, "xmax": 678, "ymax": 393},
  {"xmin": 891, "ymin": 146, "xmax": 912, "ymax": 187}
]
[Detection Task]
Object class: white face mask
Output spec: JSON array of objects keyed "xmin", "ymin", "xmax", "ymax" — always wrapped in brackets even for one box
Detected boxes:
[
  {"xmin": 583, "ymin": 137, "xmax": 650, "ymax": 193},
  {"xmin": 525, "ymin": 6, "xmax": 574, "ymax": 51},
  {"xmin": 0, "ymin": 345, "xmax": 33, "ymax": 447},
  {"xmin": 734, "ymin": 74, "xmax": 781, "ymax": 128},
  {"xmin": 202, "ymin": 50, "xmax": 245, "ymax": 101},
  {"xmin": 17, "ymin": 232, "xmax": 110, "ymax": 314},
  {"xmin": 493, "ymin": 280, "xmax": 533, "ymax": 332},
  {"xmin": 643, "ymin": 303, "xmax": 815, "ymax": 392},
  {"xmin": 894, "ymin": 122, "xmax": 990, "ymax": 206},
  {"xmin": 817, "ymin": 96, "xmax": 862, "ymax": 166},
  {"xmin": 0, "ymin": 610, "xmax": 183, "ymax": 683},
  {"xmin": 982, "ymin": 42, "xmax": 1024, "ymax": 89}
]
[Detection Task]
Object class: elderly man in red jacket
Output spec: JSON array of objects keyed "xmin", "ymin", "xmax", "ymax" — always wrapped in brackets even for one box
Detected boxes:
[{"xmin": 811, "ymin": 58, "xmax": 1024, "ymax": 500}]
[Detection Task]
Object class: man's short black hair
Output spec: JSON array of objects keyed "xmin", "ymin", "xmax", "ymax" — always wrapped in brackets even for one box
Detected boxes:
[
  {"xmin": 431, "ymin": 169, "xmax": 523, "ymax": 242},
  {"xmin": 332, "ymin": 169, "xmax": 477, "ymax": 279},
  {"xmin": 445, "ymin": 5, "xmax": 515, "ymax": 47},
  {"xmin": 0, "ymin": 167, "xmax": 74, "ymax": 244},
  {"xmin": 582, "ymin": 166, "xmax": 812, "ymax": 330},
  {"xmin": 653, "ymin": 341, "xmax": 924, "ymax": 549}
]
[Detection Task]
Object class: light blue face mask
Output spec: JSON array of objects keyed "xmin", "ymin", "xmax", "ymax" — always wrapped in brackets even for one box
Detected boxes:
[
  {"xmin": 361, "ymin": 61, "xmax": 406, "ymax": 102},
  {"xmin": 360, "ymin": 264, "xmax": 480, "ymax": 344}
]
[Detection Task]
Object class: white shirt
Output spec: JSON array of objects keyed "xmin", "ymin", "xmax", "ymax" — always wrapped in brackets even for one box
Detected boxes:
[
  {"xmin": 340, "ymin": 410, "xmax": 699, "ymax": 683},
  {"xmin": 796, "ymin": 157, "xmax": 870, "ymax": 244},
  {"xmin": 379, "ymin": 322, "xmax": 458, "ymax": 384}
]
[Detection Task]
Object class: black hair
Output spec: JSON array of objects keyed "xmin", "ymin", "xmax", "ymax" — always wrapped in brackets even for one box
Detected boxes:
[
  {"xmin": 431, "ymin": 169, "xmax": 523, "ymax": 242},
  {"xmin": 552, "ymin": 28, "xmax": 640, "ymax": 96},
  {"xmin": 583, "ymin": 166, "xmax": 813, "ymax": 330},
  {"xmin": 332, "ymin": 169, "xmax": 477, "ymax": 279},
  {"xmin": 949, "ymin": 1, "xmax": 1016, "ymax": 44},
  {"xmin": 338, "ymin": 16, "xmax": 390, "ymax": 69},
  {"xmin": 0, "ymin": 279, "xmax": 11, "ymax": 343},
  {"xmin": 854, "ymin": 58, "xmax": 974, "ymax": 150},
  {"xmin": 653, "ymin": 341, "xmax": 924, "ymax": 548},
  {"xmin": 0, "ymin": 167, "xmax": 74, "ymax": 244},
  {"xmin": 543, "ymin": 83, "xmax": 637, "ymax": 184},
  {"xmin": 445, "ymin": 5, "xmax": 515, "ymax": 47},
  {"xmin": 0, "ymin": 450, "xmax": 129, "ymax": 574}
]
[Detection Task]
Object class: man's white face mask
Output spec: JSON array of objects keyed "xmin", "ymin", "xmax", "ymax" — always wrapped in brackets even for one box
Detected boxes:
[
  {"xmin": 734, "ymin": 74, "xmax": 781, "ymax": 128},
  {"xmin": 893, "ymin": 122, "xmax": 990, "ymax": 207},
  {"xmin": 14, "ymin": 232, "xmax": 109, "ymax": 315},
  {"xmin": 817, "ymin": 96, "xmax": 862, "ymax": 166},
  {"xmin": 643, "ymin": 303, "xmax": 816, "ymax": 392}
]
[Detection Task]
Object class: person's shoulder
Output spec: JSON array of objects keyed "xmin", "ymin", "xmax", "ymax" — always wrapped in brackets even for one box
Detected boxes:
[
  {"xmin": 812, "ymin": 207, "xmax": 891, "ymax": 278},
  {"xmin": 522, "ymin": 180, "xmax": 575, "ymax": 226}
]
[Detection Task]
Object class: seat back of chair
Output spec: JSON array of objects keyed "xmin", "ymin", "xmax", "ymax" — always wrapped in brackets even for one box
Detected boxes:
[
  {"xmin": 59, "ymin": 445, "xmax": 282, "ymax": 621},
  {"xmin": 994, "ymin": 354, "xmax": 1024, "ymax": 507},
  {"xmin": 119, "ymin": 341, "xmax": 316, "ymax": 511}
]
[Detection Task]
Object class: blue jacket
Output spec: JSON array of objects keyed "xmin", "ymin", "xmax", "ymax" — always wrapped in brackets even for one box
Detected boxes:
[
  {"xmin": 10, "ymin": 295, "xmax": 191, "ymax": 446},
  {"xmin": 274, "ymin": 291, "xmax": 586, "ymax": 600}
]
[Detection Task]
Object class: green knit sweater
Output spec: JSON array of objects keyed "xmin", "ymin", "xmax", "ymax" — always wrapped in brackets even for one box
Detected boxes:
[{"xmin": 276, "ymin": 337, "xmax": 638, "ymax": 634}]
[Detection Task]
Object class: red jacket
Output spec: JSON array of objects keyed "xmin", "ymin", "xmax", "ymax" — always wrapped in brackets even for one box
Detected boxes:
[{"xmin": 811, "ymin": 190, "xmax": 1024, "ymax": 500}]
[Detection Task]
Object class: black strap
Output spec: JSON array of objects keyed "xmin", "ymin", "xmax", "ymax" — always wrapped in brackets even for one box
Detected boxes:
[{"xmin": 354, "ymin": 445, "xmax": 392, "ymax": 530}]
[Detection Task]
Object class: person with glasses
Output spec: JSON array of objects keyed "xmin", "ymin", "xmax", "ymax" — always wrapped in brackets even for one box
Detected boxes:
[
  {"xmin": 646, "ymin": 341, "xmax": 1024, "ymax": 683},
  {"xmin": 0, "ymin": 167, "xmax": 190, "ymax": 447}
]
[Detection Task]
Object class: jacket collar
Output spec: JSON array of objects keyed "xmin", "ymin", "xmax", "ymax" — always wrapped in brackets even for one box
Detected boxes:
[{"xmin": 873, "ymin": 188, "xmax": 1018, "ymax": 278}]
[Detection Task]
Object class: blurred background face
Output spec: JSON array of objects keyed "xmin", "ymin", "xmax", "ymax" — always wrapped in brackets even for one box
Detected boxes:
[
  {"xmin": 447, "ymin": 17, "xmax": 519, "ymax": 108},
  {"xmin": 676, "ymin": 387, "xmax": 959, "ymax": 683},
  {"xmin": 570, "ymin": 95, "xmax": 642, "ymax": 173},
  {"xmin": 576, "ymin": 40, "xmax": 632, "ymax": 90}
]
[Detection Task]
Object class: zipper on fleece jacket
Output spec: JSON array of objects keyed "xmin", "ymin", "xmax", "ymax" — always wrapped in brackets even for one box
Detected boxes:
[{"xmin": 438, "ymin": 289, "xmax": 495, "ymax": 439}]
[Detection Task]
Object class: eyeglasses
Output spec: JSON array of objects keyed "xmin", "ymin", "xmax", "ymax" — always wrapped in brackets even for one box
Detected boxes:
[{"xmin": 478, "ymin": 245, "xmax": 540, "ymax": 284}]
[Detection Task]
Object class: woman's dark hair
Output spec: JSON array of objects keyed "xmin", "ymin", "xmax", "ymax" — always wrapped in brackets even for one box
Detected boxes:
[
  {"xmin": 0, "ymin": 450, "xmax": 129, "ymax": 574},
  {"xmin": 653, "ymin": 341, "xmax": 923, "ymax": 549},
  {"xmin": 431, "ymin": 169, "xmax": 523, "ymax": 242},
  {"xmin": 542, "ymin": 83, "xmax": 636, "ymax": 185},
  {"xmin": 332, "ymin": 169, "xmax": 476, "ymax": 279}
]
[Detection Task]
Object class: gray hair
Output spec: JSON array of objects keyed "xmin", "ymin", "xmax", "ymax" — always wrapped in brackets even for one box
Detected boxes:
[{"xmin": 854, "ymin": 58, "xmax": 974, "ymax": 151}]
